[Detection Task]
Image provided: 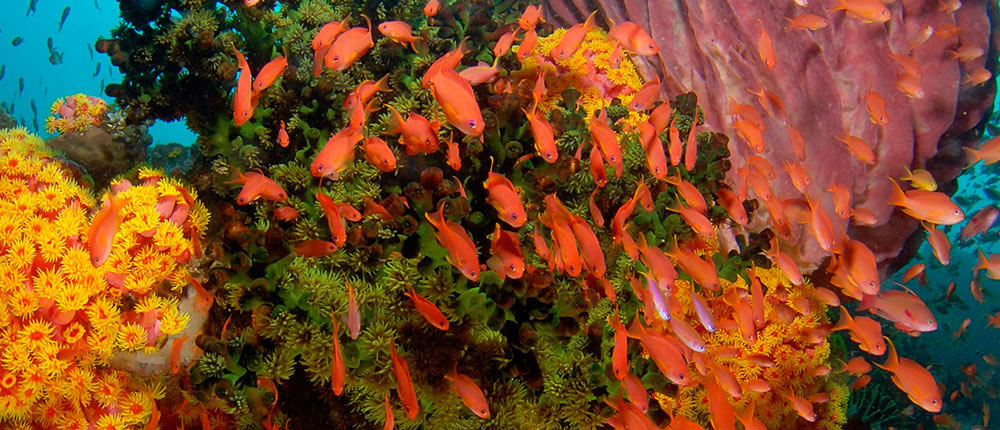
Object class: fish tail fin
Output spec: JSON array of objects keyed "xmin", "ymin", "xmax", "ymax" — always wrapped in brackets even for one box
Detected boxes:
[
  {"xmin": 901, "ymin": 166, "xmax": 914, "ymax": 181},
  {"xmin": 224, "ymin": 165, "xmax": 248, "ymax": 184},
  {"xmin": 582, "ymin": 11, "xmax": 598, "ymax": 33},
  {"xmin": 833, "ymin": 306, "xmax": 853, "ymax": 332},
  {"xmin": 886, "ymin": 177, "xmax": 907, "ymax": 208},
  {"xmin": 374, "ymin": 74, "xmax": 391, "ymax": 92},
  {"xmin": 963, "ymin": 147, "xmax": 983, "ymax": 167},
  {"xmin": 875, "ymin": 337, "xmax": 898, "ymax": 372},
  {"xmin": 385, "ymin": 106, "xmax": 404, "ymax": 135},
  {"xmin": 975, "ymin": 247, "xmax": 988, "ymax": 271}
]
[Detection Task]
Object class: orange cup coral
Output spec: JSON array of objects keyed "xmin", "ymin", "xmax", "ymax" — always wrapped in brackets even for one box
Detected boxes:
[
  {"xmin": 44, "ymin": 93, "xmax": 108, "ymax": 135},
  {"xmin": 0, "ymin": 128, "xmax": 207, "ymax": 428}
]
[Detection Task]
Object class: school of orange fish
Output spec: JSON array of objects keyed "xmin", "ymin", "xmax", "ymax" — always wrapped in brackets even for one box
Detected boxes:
[{"xmin": 83, "ymin": 0, "xmax": 997, "ymax": 427}]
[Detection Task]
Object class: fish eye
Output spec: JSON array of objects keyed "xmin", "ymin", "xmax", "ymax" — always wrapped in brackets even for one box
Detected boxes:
[
  {"xmin": 511, "ymin": 213, "xmax": 518, "ymax": 220},
  {"xmin": 509, "ymin": 264, "xmax": 516, "ymax": 271},
  {"xmin": 332, "ymin": 55, "xmax": 340, "ymax": 62},
  {"xmin": 468, "ymin": 119, "xmax": 477, "ymax": 128},
  {"xmin": 425, "ymin": 138, "xmax": 431, "ymax": 144}
]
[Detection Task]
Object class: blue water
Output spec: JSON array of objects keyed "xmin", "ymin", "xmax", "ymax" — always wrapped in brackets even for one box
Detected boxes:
[{"xmin": 0, "ymin": 0, "xmax": 197, "ymax": 145}]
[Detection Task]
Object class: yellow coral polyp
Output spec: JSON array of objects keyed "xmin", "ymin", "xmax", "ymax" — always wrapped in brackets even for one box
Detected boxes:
[
  {"xmin": 0, "ymin": 125, "xmax": 204, "ymax": 427},
  {"xmin": 45, "ymin": 94, "xmax": 108, "ymax": 135},
  {"xmin": 520, "ymin": 27, "xmax": 648, "ymax": 128},
  {"xmin": 659, "ymin": 263, "xmax": 848, "ymax": 430}
]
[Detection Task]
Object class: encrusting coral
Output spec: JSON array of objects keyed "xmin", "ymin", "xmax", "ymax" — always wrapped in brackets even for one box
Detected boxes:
[{"xmin": 0, "ymin": 128, "xmax": 207, "ymax": 428}]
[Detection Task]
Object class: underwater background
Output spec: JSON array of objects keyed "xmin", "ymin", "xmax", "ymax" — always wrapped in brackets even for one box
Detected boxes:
[{"xmin": 0, "ymin": 0, "xmax": 998, "ymax": 429}]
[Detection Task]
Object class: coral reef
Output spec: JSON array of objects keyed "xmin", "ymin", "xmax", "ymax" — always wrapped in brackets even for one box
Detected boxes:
[
  {"xmin": 0, "ymin": 128, "xmax": 206, "ymax": 428},
  {"xmin": 44, "ymin": 93, "xmax": 108, "ymax": 135}
]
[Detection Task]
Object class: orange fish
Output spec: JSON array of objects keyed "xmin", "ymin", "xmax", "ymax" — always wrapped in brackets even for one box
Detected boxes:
[
  {"xmin": 344, "ymin": 75, "xmax": 390, "ymax": 111},
  {"xmin": 670, "ymin": 316, "xmax": 706, "ymax": 353},
  {"xmin": 494, "ymin": 29, "xmax": 518, "ymax": 57},
  {"xmin": 519, "ymin": 5, "xmax": 544, "ymax": 31},
  {"xmin": 786, "ymin": 124, "xmax": 807, "ymax": 161},
  {"xmin": 684, "ymin": 122, "xmax": 699, "ymax": 171},
  {"xmin": 589, "ymin": 109, "xmax": 624, "ymax": 174},
  {"xmin": 363, "ymin": 136, "xmax": 396, "ymax": 172},
  {"xmin": 316, "ymin": 191, "xmax": 347, "ymax": 248},
  {"xmin": 385, "ymin": 106, "xmax": 440, "ymax": 155},
  {"xmin": 834, "ymin": 306, "xmax": 886, "ymax": 355},
  {"xmin": 703, "ymin": 378, "xmax": 736, "ymax": 430},
  {"xmin": 840, "ymin": 238, "xmax": 880, "ymax": 295},
  {"xmin": 784, "ymin": 14, "xmax": 830, "ymax": 31},
  {"xmin": 608, "ymin": 19, "xmax": 658, "ymax": 56},
  {"xmin": 426, "ymin": 203, "xmax": 480, "ymax": 281},
  {"xmin": 570, "ymin": 217, "xmax": 605, "ymax": 277},
  {"xmin": 850, "ymin": 374, "xmax": 872, "ymax": 390},
  {"xmin": 424, "ymin": 0, "xmax": 440, "ymax": 17},
  {"xmin": 232, "ymin": 44, "xmax": 255, "ymax": 126},
  {"xmin": 953, "ymin": 317, "xmax": 971, "ymax": 338},
  {"xmin": 517, "ymin": 29, "xmax": 538, "ymax": 62},
  {"xmin": 747, "ymin": 267, "xmax": 765, "ymax": 326},
  {"xmin": 830, "ymin": 0, "xmax": 891, "ymax": 23},
  {"xmin": 782, "ymin": 160, "xmax": 812, "ymax": 194},
  {"xmin": 383, "ymin": 394, "xmax": 394, "ymax": 430},
  {"xmin": 923, "ymin": 222, "xmax": 951, "ymax": 265},
  {"xmin": 389, "ymin": 341, "xmax": 419, "ymax": 419},
  {"xmin": 895, "ymin": 73, "xmax": 926, "ymax": 99},
  {"xmin": 843, "ymin": 356, "xmax": 872, "ymax": 376},
  {"xmin": 756, "ymin": 19, "xmax": 776, "ymax": 69},
  {"xmin": 347, "ymin": 283, "xmax": 360, "ymax": 339},
  {"xmin": 170, "ymin": 333, "xmax": 188, "ymax": 374},
  {"xmin": 486, "ymin": 224, "xmax": 525, "ymax": 280},
  {"xmin": 765, "ymin": 237, "xmax": 803, "ymax": 285},
  {"xmin": 827, "ymin": 182, "xmax": 852, "ymax": 219},
  {"xmin": 589, "ymin": 147, "xmax": 607, "ymax": 187},
  {"xmin": 734, "ymin": 119, "xmax": 765, "ymax": 153},
  {"xmin": 404, "ymin": 284, "xmax": 449, "ymax": 330},
  {"xmin": 88, "ymin": 193, "xmax": 126, "ymax": 266},
  {"xmin": 639, "ymin": 121, "xmax": 668, "ymax": 180},
  {"xmin": 607, "ymin": 308, "xmax": 629, "ymax": 380},
  {"xmin": 311, "ymin": 127, "xmax": 362, "ymax": 179},
  {"xmin": 948, "ymin": 44, "xmax": 985, "ymax": 62},
  {"xmin": 782, "ymin": 390, "xmax": 817, "ymax": 422},
  {"xmin": 629, "ymin": 77, "xmax": 661, "ymax": 112},
  {"xmin": 252, "ymin": 53, "xmax": 288, "ymax": 96},
  {"xmin": 860, "ymin": 289, "xmax": 937, "ymax": 334},
  {"xmin": 746, "ymin": 166, "xmax": 774, "ymax": 202},
  {"xmin": 444, "ymin": 132, "xmax": 461, "ymax": 171},
  {"xmin": 444, "ymin": 364, "xmax": 489, "ymax": 419},
  {"xmin": 274, "ymin": 206, "xmax": 298, "ymax": 221},
  {"xmin": 888, "ymin": 178, "xmax": 964, "ymax": 225},
  {"xmin": 877, "ymin": 338, "xmax": 942, "ymax": 412},
  {"xmin": 422, "ymin": 38, "xmax": 469, "ymax": 88},
  {"xmin": 667, "ymin": 237, "xmax": 721, "ymax": 291},
  {"xmin": 964, "ymin": 67, "xmax": 992, "ymax": 86},
  {"xmin": 293, "ymin": 240, "xmax": 338, "ymax": 258},
  {"xmin": 852, "ymin": 207, "xmax": 878, "ymax": 226},
  {"xmin": 900, "ymin": 167, "xmax": 937, "ymax": 192},
  {"xmin": 888, "ymin": 52, "xmax": 922, "ymax": 78},
  {"xmin": 484, "ymin": 159, "xmax": 526, "ymax": 228},
  {"xmin": 666, "ymin": 172, "xmax": 707, "ymax": 213},
  {"xmin": 550, "ymin": 11, "xmax": 597, "ymax": 61},
  {"xmin": 716, "ymin": 189, "xmax": 748, "ymax": 225},
  {"xmin": 632, "ymin": 320, "xmax": 691, "ymax": 386},
  {"xmin": 331, "ymin": 317, "xmax": 346, "ymax": 395},
  {"xmin": 964, "ymin": 136, "xmax": 1000, "ymax": 167},
  {"xmin": 667, "ymin": 203, "xmax": 716, "ymax": 240},
  {"xmin": 865, "ymin": 89, "xmax": 889, "ymax": 126},
  {"xmin": 458, "ymin": 57, "xmax": 501, "ymax": 86},
  {"xmin": 228, "ymin": 168, "xmax": 288, "ymax": 205},
  {"xmin": 622, "ymin": 373, "xmax": 648, "ymax": 412},
  {"xmin": 974, "ymin": 248, "xmax": 1000, "ymax": 280},
  {"xmin": 523, "ymin": 104, "xmax": 558, "ymax": 163},
  {"xmin": 748, "ymin": 155, "xmax": 776, "ymax": 180},
  {"xmin": 277, "ymin": 121, "xmax": 290, "ymax": 147},
  {"xmin": 837, "ymin": 134, "xmax": 876, "ymax": 165},
  {"xmin": 378, "ymin": 21, "xmax": 422, "ymax": 51},
  {"xmin": 324, "ymin": 15, "xmax": 374, "ymax": 71},
  {"xmin": 429, "ymin": 67, "xmax": 485, "ymax": 139},
  {"xmin": 588, "ymin": 190, "xmax": 605, "ymax": 227},
  {"xmin": 668, "ymin": 116, "xmax": 682, "ymax": 166},
  {"xmin": 313, "ymin": 16, "xmax": 352, "ymax": 51}
]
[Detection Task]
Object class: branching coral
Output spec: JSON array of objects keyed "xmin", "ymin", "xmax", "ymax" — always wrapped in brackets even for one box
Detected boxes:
[{"xmin": 0, "ymin": 128, "xmax": 205, "ymax": 428}]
